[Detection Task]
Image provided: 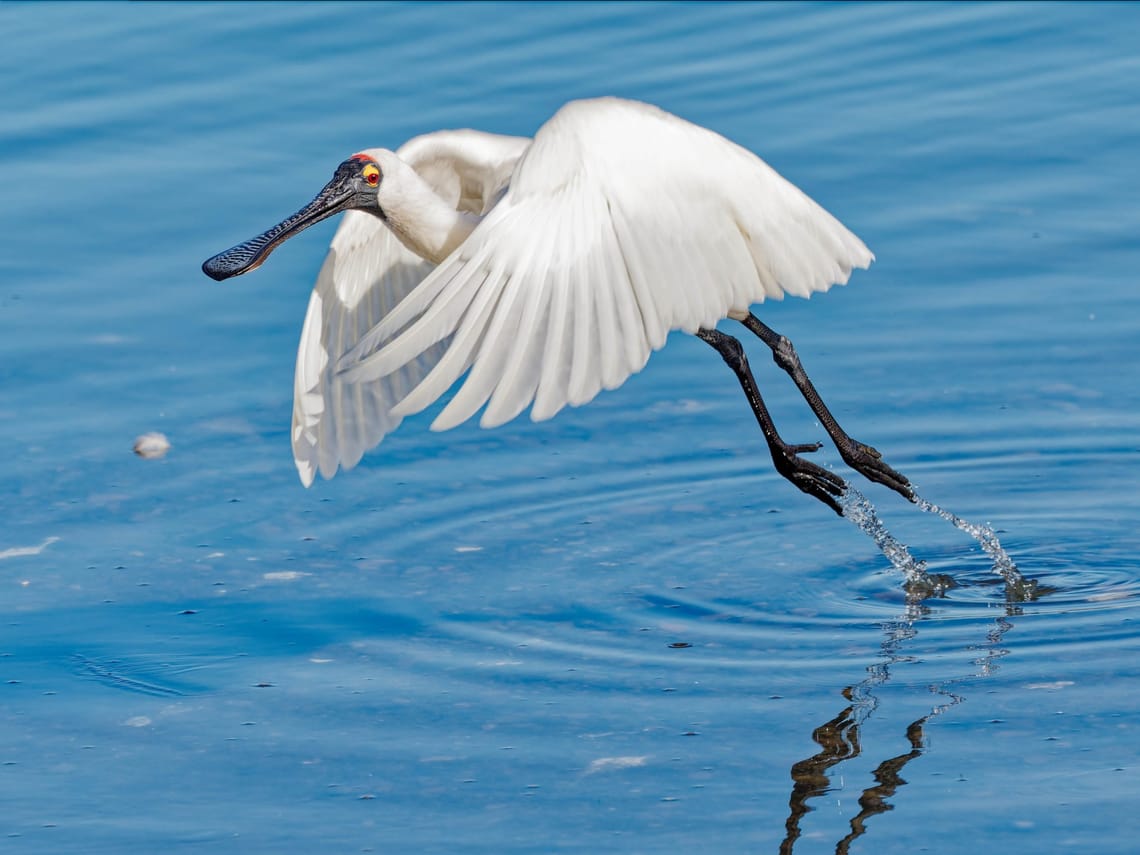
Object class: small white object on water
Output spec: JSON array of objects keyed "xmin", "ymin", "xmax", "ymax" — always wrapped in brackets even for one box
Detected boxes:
[
  {"xmin": 586, "ymin": 756, "xmax": 649, "ymax": 774},
  {"xmin": 133, "ymin": 432, "xmax": 171, "ymax": 459},
  {"xmin": 0, "ymin": 536, "xmax": 59, "ymax": 561},
  {"xmin": 263, "ymin": 571, "xmax": 309, "ymax": 581}
]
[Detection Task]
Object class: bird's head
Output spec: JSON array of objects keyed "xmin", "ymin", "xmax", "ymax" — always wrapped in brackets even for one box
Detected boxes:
[{"xmin": 202, "ymin": 151, "xmax": 388, "ymax": 281}]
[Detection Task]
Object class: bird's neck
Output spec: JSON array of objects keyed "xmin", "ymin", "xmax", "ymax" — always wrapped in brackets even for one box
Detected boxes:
[{"xmin": 378, "ymin": 165, "xmax": 480, "ymax": 265}]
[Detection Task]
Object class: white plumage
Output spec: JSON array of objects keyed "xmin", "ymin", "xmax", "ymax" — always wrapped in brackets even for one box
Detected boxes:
[
  {"xmin": 290, "ymin": 131, "xmax": 528, "ymax": 485},
  {"xmin": 204, "ymin": 97, "xmax": 874, "ymax": 490}
]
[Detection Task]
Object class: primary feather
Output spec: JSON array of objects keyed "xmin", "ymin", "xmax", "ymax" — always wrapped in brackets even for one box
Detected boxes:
[{"xmin": 336, "ymin": 97, "xmax": 872, "ymax": 447}]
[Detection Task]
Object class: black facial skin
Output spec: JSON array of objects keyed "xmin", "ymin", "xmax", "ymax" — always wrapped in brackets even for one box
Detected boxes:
[{"xmin": 202, "ymin": 158, "xmax": 382, "ymax": 281}]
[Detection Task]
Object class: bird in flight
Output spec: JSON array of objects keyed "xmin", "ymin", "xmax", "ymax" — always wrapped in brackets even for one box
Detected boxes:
[{"xmin": 203, "ymin": 97, "xmax": 912, "ymax": 514}]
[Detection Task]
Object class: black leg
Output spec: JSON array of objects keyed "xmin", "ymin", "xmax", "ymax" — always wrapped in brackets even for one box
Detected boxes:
[
  {"xmin": 698, "ymin": 327, "xmax": 847, "ymax": 515},
  {"xmin": 739, "ymin": 313, "xmax": 914, "ymax": 501}
]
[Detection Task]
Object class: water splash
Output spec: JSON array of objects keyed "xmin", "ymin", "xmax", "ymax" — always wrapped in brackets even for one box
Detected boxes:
[
  {"xmin": 912, "ymin": 494, "xmax": 1032, "ymax": 595},
  {"xmin": 839, "ymin": 487, "xmax": 949, "ymax": 596},
  {"xmin": 841, "ymin": 482, "xmax": 1035, "ymax": 601}
]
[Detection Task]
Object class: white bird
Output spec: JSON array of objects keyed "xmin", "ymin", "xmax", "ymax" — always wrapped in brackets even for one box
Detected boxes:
[{"xmin": 203, "ymin": 97, "xmax": 912, "ymax": 514}]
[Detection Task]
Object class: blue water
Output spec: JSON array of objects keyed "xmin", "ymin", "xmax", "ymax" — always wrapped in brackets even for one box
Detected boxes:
[{"xmin": 2, "ymin": 2, "xmax": 1139, "ymax": 852}]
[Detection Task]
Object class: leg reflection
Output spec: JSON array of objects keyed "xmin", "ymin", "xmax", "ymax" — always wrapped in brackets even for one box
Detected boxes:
[
  {"xmin": 780, "ymin": 687, "xmax": 862, "ymax": 855},
  {"xmin": 834, "ymin": 715, "xmax": 927, "ymax": 854},
  {"xmin": 778, "ymin": 582, "xmax": 1038, "ymax": 854}
]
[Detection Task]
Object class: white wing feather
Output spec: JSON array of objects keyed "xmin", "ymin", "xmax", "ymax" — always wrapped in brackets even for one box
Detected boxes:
[
  {"xmin": 291, "ymin": 132, "xmax": 528, "ymax": 485},
  {"xmin": 339, "ymin": 97, "xmax": 873, "ymax": 435},
  {"xmin": 292, "ymin": 211, "xmax": 438, "ymax": 486}
]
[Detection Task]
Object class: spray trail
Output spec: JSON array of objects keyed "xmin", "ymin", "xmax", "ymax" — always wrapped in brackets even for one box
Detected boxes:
[
  {"xmin": 911, "ymin": 494, "xmax": 1024, "ymax": 588},
  {"xmin": 839, "ymin": 487, "xmax": 947, "ymax": 595},
  {"xmin": 840, "ymin": 480, "xmax": 1032, "ymax": 598}
]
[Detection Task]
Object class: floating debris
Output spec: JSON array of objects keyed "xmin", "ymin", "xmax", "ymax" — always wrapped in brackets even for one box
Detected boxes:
[
  {"xmin": 133, "ymin": 432, "xmax": 171, "ymax": 459},
  {"xmin": 583, "ymin": 756, "xmax": 647, "ymax": 775}
]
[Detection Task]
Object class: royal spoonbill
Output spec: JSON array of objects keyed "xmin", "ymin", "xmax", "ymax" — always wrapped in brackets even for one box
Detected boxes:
[{"xmin": 203, "ymin": 97, "xmax": 912, "ymax": 514}]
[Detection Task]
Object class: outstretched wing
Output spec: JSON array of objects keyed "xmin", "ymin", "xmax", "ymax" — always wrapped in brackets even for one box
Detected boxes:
[
  {"xmin": 291, "ymin": 132, "xmax": 529, "ymax": 485},
  {"xmin": 339, "ymin": 97, "xmax": 874, "ymax": 433},
  {"xmin": 291, "ymin": 210, "xmax": 436, "ymax": 486}
]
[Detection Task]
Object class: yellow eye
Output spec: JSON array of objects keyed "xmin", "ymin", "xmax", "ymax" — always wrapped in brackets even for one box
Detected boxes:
[{"xmin": 362, "ymin": 164, "xmax": 380, "ymax": 186}]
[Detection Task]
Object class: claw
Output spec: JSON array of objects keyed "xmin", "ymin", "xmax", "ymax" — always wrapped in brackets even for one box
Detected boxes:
[
  {"xmin": 771, "ymin": 442, "xmax": 848, "ymax": 515},
  {"xmin": 837, "ymin": 437, "xmax": 913, "ymax": 501}
]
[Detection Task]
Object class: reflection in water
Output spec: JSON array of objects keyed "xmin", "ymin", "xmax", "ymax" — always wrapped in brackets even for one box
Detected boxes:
[
  {"xmin": 779, "ymin": 687, "xmax": 862, "ymax": 855},
  {"xmin": 832, "ymin": 716, "xmax": 926, "ymax": 854},
  {"xmin": 778, "ymin": 478, "xmax": 1050, "ymax": 850},
  {"xmin": 780, "ymin": 690, "xmax": 933, "ymax": 855},
  {"xmin": 779, "ymin": 579, "xmax": 1036, "ymax": 854}
]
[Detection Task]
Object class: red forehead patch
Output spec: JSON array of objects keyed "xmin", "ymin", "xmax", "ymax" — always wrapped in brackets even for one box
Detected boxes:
[{"xmin": 350, "ymin": 152, "xmax": 373, "ymax": 162}]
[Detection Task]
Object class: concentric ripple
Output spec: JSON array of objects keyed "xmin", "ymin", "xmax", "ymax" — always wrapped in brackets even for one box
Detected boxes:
[{"xmin": 299, "ymin": 440, "xmax": 1132, "ymax": 708}]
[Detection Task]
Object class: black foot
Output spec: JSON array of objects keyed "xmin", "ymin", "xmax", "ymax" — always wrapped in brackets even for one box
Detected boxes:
[
  {"xmin": 770, "ymin": 440, "xmax": 848, "ymax": 516},
  {"xmin": 834, "ymin": 438, "xmax": 913, "ymax": 501}
]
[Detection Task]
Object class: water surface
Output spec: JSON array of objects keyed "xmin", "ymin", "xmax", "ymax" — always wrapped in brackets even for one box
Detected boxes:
[{"xmin": 2, "ymin": 3, "xmax": 1138, "ymax": 853}]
